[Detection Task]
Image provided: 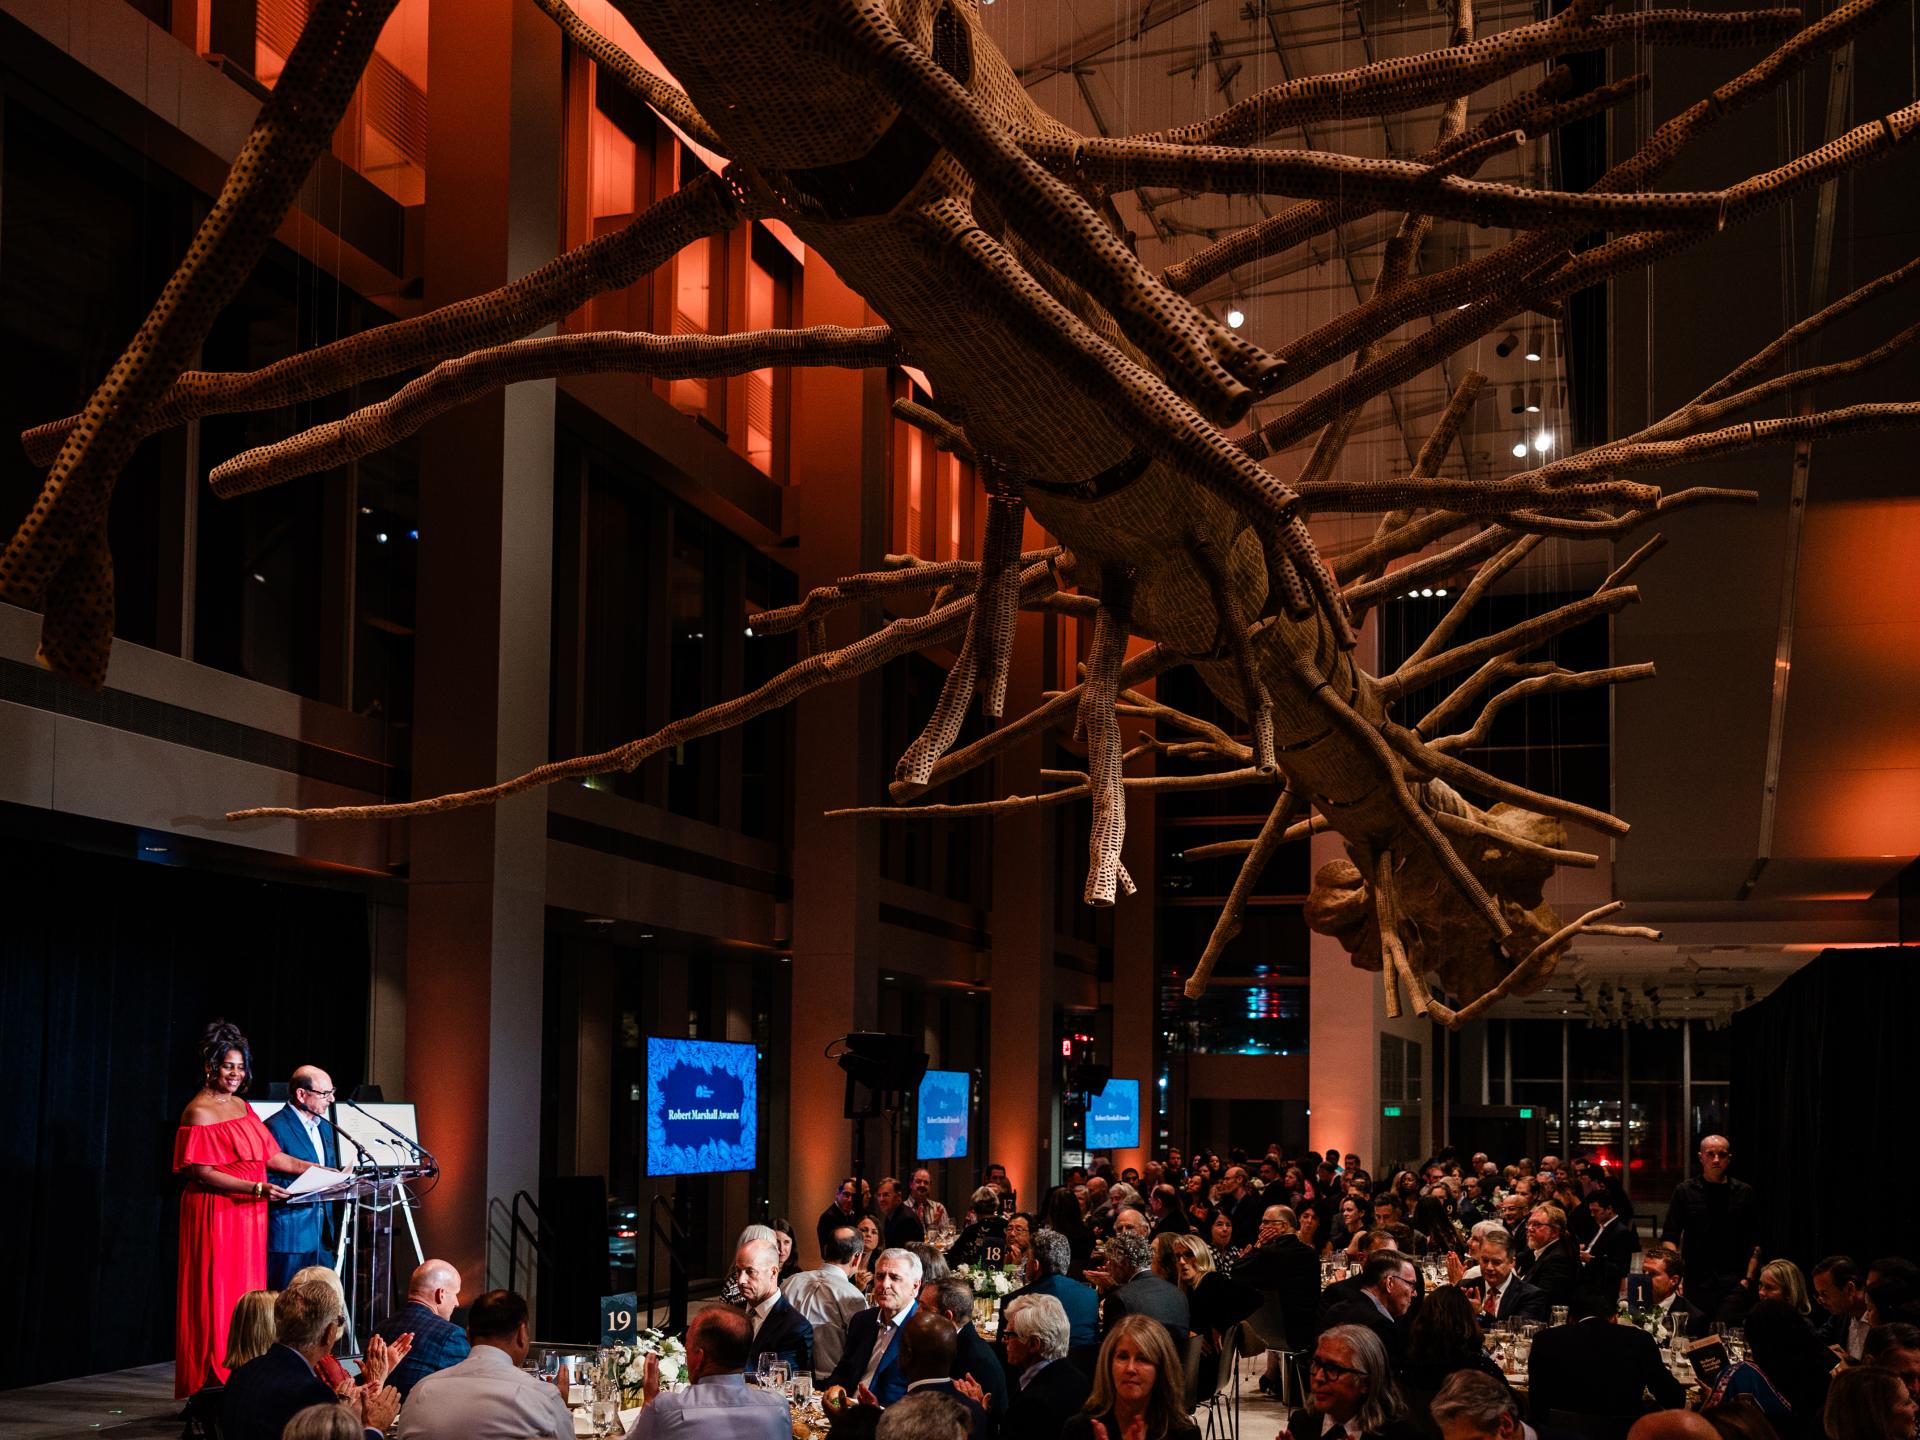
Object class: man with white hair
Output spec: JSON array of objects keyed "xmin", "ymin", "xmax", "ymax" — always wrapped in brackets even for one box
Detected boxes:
[
  {"xmin": 734, "ymin": 1236, "xmax": 813, "ymax": 1377},
  {"xmin": 1448, "ymin": 1220, "xmax": 1511, "ymax": 1285},
  {"xmin": 997, "ymin": 1294, "xmax": 1091, "ymax": 1439},
  {"xmin": 826, "ymin": 1247, "xmax": 923, "ymax": 1405},
  {"xmin": 1431, "ymin": 1367, "xmax": 1538, "ymax": 1440},
  {"xmin": 1112, "ymin": 1207, "xmax": 1150, "ymax": 1239}
]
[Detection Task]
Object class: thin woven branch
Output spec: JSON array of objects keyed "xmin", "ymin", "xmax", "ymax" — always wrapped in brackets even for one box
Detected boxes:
[
  {"xmin": 1381, "ymin": 587, "xmax": 1641, "ymax": 701},
  {"xmin": 974, "ymin": 481, "xmax": 1028, "ymax": 718},
  {"xmin": 0, "ymin": 0, "xmax": 403, "ymax": 684},
  {"xmin": 1430, "ymin": 809, "xmax": 1599, "ymax": 869},
  {"xmin": 229, "ymin": 557, "xmax": 1058, "ymax": 821},
  {"xmin": 1422, "ymin": 903, "xmax": 1631, "ymax": 1028},
  {"xmin": 1043, "ymin": 135, "xmax": 1732, "ymax": 230},
  {"xmin": 1080, "ymin": 590, "xmax": 1133, "ymax": 906},
  {"xmin": 1139, "ymin": 5, "xmax": 1798, "ymax": 148},
  {"xmin": 891, "ymin": 398, "xmax": 976, "ymax": 462},
  {"xmin": 1384, "ymin": 723, "xmax": 1630, "ymax": 837},
  {"xmin": 1401, "ymin": 535, "xmax": 1541, "ymax": 671},
  {"xmin": 210, "ymin": 326, "xmax": 899, "ymax": 494},
  {"xmin": 1430, "ymin": 662, "xmax": 1658, "ymax": 753},
  {"xmin": 1180, "ymin": 812, "xmax": 1330, "ymax": 860},
  {"xmin": 826, "ymin": 765, "xmax": 1269, "ymax": 820},
  {"xmin": 530, "ymin": 0, "xmax": 727, "ymax": 152},
  {"xmin": 19, "ymin": 172, "xmax": 744, "ymax": 469},
  {"xmin": 748, "ymin": 549, "xmax": 1060, "ymax": 636}
]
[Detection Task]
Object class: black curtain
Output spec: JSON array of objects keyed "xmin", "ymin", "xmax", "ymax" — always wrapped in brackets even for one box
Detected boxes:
[
  {"xmin": 1731, "ymin": 946, "xmax": 1918, "ymax": 1273},
  {"xmin": 0, "ymin": 837, "xmax": 371, "ymax": 1389}
]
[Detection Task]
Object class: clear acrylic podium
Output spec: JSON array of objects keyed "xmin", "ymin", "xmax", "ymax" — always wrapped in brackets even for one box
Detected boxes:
[{"xmin": 292, "ymin": 1164, "xmax": 435, "ymax": 1343}]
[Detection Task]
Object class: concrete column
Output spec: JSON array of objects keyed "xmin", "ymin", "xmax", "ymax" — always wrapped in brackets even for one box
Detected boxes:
[
  {"xmin": 988, "ymin": 576, "xmax": 1058, "ymax": 1207},
  {"xmin": 404, "ymin": 0, "xmax": 559, "ymax": 1295},
  {"xmin": 785, "ymin": 263, "xmax": 884, "ymax": 1265}
]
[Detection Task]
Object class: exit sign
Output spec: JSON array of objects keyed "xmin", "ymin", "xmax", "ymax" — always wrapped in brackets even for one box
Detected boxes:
[
  {"xmin": 1382, "ymin": 1105, "xmax": 1402, "ymax": 1117},
  {"xmin": 1518, "ymin": 1107, "xmax": 1535, "ymax": 1118}
]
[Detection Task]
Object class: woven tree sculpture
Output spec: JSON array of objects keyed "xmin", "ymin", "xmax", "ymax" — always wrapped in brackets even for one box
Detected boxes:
[{"xmin": 6, "ymin": 0, "xmax": 1920, "ymax": 1026}]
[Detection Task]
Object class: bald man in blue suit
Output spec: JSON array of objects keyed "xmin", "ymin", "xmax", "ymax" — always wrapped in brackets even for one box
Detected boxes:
[{"xmin": 265, "ymin": 1067, "xmax": 341, "ymax": 1289}]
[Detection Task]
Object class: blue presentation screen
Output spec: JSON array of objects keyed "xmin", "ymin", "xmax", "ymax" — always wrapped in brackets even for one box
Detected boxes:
[
  {"xmin": 916, "ymin": 1069, "xmax": 971, "ymax": 1160},
  {"xmin": 646, "ymin": 1037, "xmax": 759, "ymax": 1176},
  {"xmin": 1085, "ymin": 1079, "xmax": 1141, "ymax": 1150}
]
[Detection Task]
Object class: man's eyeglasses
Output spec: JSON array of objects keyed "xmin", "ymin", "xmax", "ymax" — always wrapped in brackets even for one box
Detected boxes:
[
  {"xmin": 1310, "ymin": 1356, "xmax": 1362, "ymax": 1379},
  {"xmin": 302, "ymin": 1087, "xmax": 336, "ymax": 1098},
  {"xmin": 1384, "ymin": 1273, "xmax": 1416, "ymax": 1292}
]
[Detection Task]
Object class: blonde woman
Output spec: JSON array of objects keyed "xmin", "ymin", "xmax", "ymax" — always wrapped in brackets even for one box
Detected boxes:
[
  {"xmin": 1061, "ymin": 1312, "xmax": 1199, "ymax": 1439},
  {"xmin": 1757, "ymin": 1258, "xmax": 1815, "ymax": 1318},
  {"xmin": 1170, "ymin": 1233, "xmax": 1260, "ymax": 1350},
  {"xmin": 223, "ymin": 1289, "xmax": 279, "ymax": 1372}
]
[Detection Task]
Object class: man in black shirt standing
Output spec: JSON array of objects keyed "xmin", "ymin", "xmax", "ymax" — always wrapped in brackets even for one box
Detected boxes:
[{"xmin": 1660, "ymin": 1135, "xmax": 1756, "ymax": 1319}]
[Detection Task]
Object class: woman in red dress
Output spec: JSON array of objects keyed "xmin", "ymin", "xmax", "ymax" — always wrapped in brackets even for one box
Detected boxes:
[{"xmin": 174, "ymin": 1021, "xmax": 322, "ymax": 1398}]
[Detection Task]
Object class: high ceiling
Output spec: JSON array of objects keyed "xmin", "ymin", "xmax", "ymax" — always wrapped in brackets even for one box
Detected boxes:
[{"xmin": 979, "ymin": 0, "xmax": 1920, "ymax": 1015}]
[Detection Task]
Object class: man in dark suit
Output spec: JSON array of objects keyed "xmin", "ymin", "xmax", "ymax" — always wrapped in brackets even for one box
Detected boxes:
[
  {"xmin": 370, "ymin": 1258, "xmax": 470, "ymax": 1397},
  {"xmin": 1582, "ymin": 1192, "xmax": 1639, "ymax": 1303},
  {"xmin": 1236, "ymin": 1203, "xmax": 1322, "ymax": 1353},
  {"xmin": 265, "ymin": 1067, "xmax": 341, "ymax": 1289},
  {"xmin": 999, "ymin": 1292, "xmax": 1093, "ymax": 1440},
  {"xmin": 1004, "ymin": 1227, "xmax": 1100, "ymax": 1348},
  {"xmin": 1095, "ymin": 1232, "xmax": 1190, "ymax": 1346},
  {"xmin": 1522, "ymin": 1205, "xmax": 1584, "ymax": 1309},
  {"xmin": 825, "ymin": 1247, "xmax": 921, "ymax": 1404},
  {"xmin": 893, "ymin": 1312, "xmax": 992, "ymax": 1439},
  {"xmin": 1644, "ymin": 1247, "xmax": 1711, "ymax": 1337},
  {"xmin": 735, "ymin": 1237, "xmax": 814, "ymax": 1376},
  {"xmin": 1464, "ymin": 1237, "xmax": 1551, "ymax": 1325},
  {"xmin": 223, "ymin": 1275, "xmax": 396, "ymax": 1440},
  {"xmin": 929, "ymin": 1276, "xmax": 1009, "ymax": 1419},
  {"xmin": 1525, "ymin": 1290, "xmax": 1686, "ymax": 1424},
  {"xmin": 1317, "ymin": 1251, "xmax": 1417, "ymax": 1365},
  {"xmin": 876, "ymin": 1177, "xmax": 925, "ymax": 1250},
  {"xmin": 1288, "ymin": 1325, "xmax": 1425, "ymax": 1440},
  {"xmin": 1220, "ymin": 1166, "xmax": 1264, "ymax": 1252},
  {"xmin": 817, "ymin": 1178, "xmax": 860, "ymax": 1258}
]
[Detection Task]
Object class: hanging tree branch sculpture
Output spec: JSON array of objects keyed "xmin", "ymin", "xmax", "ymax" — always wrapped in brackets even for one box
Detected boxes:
[{"xmin": 5, "ymin": 0, "xmax": 1919, "ymax": 1026}]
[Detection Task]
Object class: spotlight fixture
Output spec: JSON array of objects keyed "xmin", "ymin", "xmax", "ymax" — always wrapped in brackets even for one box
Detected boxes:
[
  {"xmin": 1225, "ymin": 301, "xmax": 1246, "ymax": 329},
  {"xmin": 1511, "ymin": 441, "xmax": 1529, "ymax": 458},
  {"xmin": 1494, "ymin": 330, "xmax": 1519, "ymax": 358},
  {"xmin": 1524, "ymin": 384, "xmax": 1543, "ymax": 414},
  {"xmin": 1524, "ymin": 332, "xmax": 1543, "ymax": 362},
  {"xmin": 1509, "ymin": 383, "xmax": 1526, "ymax": 416},
  {"xmin": 1533, "ymin": 430, "xmax": 1555, "ymax": 454}
]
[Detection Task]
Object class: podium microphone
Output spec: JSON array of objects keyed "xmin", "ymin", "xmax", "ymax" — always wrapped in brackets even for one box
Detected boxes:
[
  {"xmin": 324, "ymin": 1113, "xmax": 373, "ymax": 1166},
  {"xmin": 340, "ymin": 1096, "xmax": 438, "ymax": 1173}
]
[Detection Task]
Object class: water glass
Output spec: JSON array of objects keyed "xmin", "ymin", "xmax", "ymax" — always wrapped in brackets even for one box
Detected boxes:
[
  {"xmin": 591, "ymin": 1397, "xmax": 618, "ymax": 1435},
  {"xmin": 791, "ymin": 1375, "xmax": 813, "ymax": 1404},
  {"xmin": 756, "ymin": 1353, "xmax": 775, "ymax": 1388},
  {"xmin": 768, "ymin": 1360, "xmax": 791, "ymax": 1392}
]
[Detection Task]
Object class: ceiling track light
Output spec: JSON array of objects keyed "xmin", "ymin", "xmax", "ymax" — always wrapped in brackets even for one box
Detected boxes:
[
  {"xmin": 1524, "ymin": 382, "xmax": 1543, "ymax": 414},
  {"xmin": 1508, "ymin": 383, "xmax": 1526, "ymax": 416},
  {"xmin": 1524, "ymin": 330, "xmax": 1544, "ymax": 363},
  {"xmin": 1225, "ymin": 299, "xmax": 1246, "ymax": 329},
  {"xmin": 1494, "ymin": 330, "xmax": 1519, "ymax": 358}
]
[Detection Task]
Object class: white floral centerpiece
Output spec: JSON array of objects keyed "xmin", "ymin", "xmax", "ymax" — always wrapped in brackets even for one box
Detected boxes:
[
  {"xmin": 953, "ymin": 1264, "xmax": 1018, "ymax": 1299},
  {"xmin": 606, "ymin": 1330, "xmax": 687, "ymax": 1409}
]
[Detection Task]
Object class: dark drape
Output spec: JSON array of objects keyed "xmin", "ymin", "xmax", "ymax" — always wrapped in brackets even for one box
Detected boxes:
[
  {"xmin": 0, "ymin": 836, "xmax": 371, "ymax": 1389},
  {"xmin": 1731, "ymin": 945, "xmax": 1918, "ymax": 1273}
]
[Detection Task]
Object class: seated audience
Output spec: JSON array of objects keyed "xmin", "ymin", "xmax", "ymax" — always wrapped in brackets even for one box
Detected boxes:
[
  {"xmin": 996, "ymin": 1295, "xmax": 1092, "ymax": 1440},
  {"xmin": 287, "ymin": 1266, "xmax": 357, "ymax": 1393},
  {"xmin": 1003, "ymin": 1213, "xmax": 1035, "ymax": 1271},
  {"xmin": 223, "ymin": 1276, "xmax": 399, "ymax": 1440},
  {"xmin": 394, "ymin": 1289, "xmax": 572, "ymax": 1440},
  {"xmin": 1468, "ymin": 1234, "xmax": 1550, "ymax": 1325},
  {"xmin": 1046, "ymin": 1186, "xmax": 1097, "ymax": 1279},
  {"xmin": 1005, "ymin": 1227, "xmax": 1099, "ymax": 1348},
  {"xmin": 876, "ymin": 1390, "xmax": 973, "ymax": 1440},
  {"xmin": 878, "ymin": 1178, "xmax": 926, "ymax": 1250},
  {"xmin": 1287, "ymin": 1324, "xmax": 1418, "ymax": 1440},
  {"xmin": 1169, "ymin": 1232, "xmax": 1261, "ymax": 1346},
  {"xmin": 1525, "ymin": 1288, "xmax": 1685, "ymax": 1423},
  {"xmin": 1061, "ymin": 1313, "xmax": 1200, "ymax": 1439},
  {"xmin": 1430, "ymin": 1369, "xmax": 1534, "ymax": 1440},
  {"xmin": 1703, "ymin": 1396, "xmax": 1785, "ymax": 1440},
  {"xmin": 1403, "ymin": 1286, "xmax": 1512, "ymax": 1395},
  {"xmin": 623, "ymin": 1307, "xmax": 790, "ymax": 1439},
  {"xmin": 1824, "ymin": 1366, "xmax": 1918, "ymax": 1440},
  {"xmin": 950, "ymin": 1188, "xmax": 1008, "ymax": 1268},
  {"xmin": 1816, "ymin": 1259, "xmax": 1872, "ymax": 1360},
  {"xmin": 735, "ymin": 1235, "xmax": 813, "ymax": 1376},
  {"xmin": 371, "ymin": 1259, "xmax": 470, "ymax": 1398},
  {"xmin": 1584, "ymin": 1191, "xmax": 1639, "ymax": 1301},
  {"xmin": 1868, "ymin": 1323, "xmax": 1920, "ymax": 1406},
  {"xmin": 1520, "ymin": 1206, "xmax": 1582, "ymax": 1309},
  {"xmin": 1092, "ymin": 1231, "xmax": 1191, "ymax": 1348},
  {"xmin": 926, "ymin": 1276, "xmax": 1009, "ymax": 1420},
  {"xmin": 183, "ymin": 1288, "xmax": 280, "ymax": 1438},
  {"xmin": 826, "ymin": 1247, "xmax": 924, "ymax": 1405},
  {"xmin": 1319, "ymin": 1250, "xmax": 1418, "ymax": 1364},
  {"xmin": 784, "ymin": 1224, "xmax": 870, "ymax": 1384},
  {"xmin": 854, "ymin": 1213, "xmax": 884, "ymax": 1291},
  {"xmin": 1646, "ymin": 1246, "xmax": 1712, "ymax": 1335},
  {"xmin": 820, "ymin": 1177, "xmax": 864, "ymax": 1257},
  {"xmin": 283, "ymin": 1403, "xmax": 366, "ymax": 1440},
  {"xmin": 893, "ymin": 1311, "xmax": 991, "ymax": 1440},
  {"xmin": 1757, "ymin": 1261, "xmax": 1816, "ymax": 1319},
  {"xmin": 1710, "ymin": 1299, "xmax": 1841, "ymax": 1440}
]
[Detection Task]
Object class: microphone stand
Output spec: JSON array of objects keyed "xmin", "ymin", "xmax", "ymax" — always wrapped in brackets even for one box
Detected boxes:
[
  {"xmin": 323, "ymin": 1112, "xmax": 376, "ymax": 1351},
  {"xmin": 339, "ymin": 1098, "xmax": 438, "ymax": 1175}
]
